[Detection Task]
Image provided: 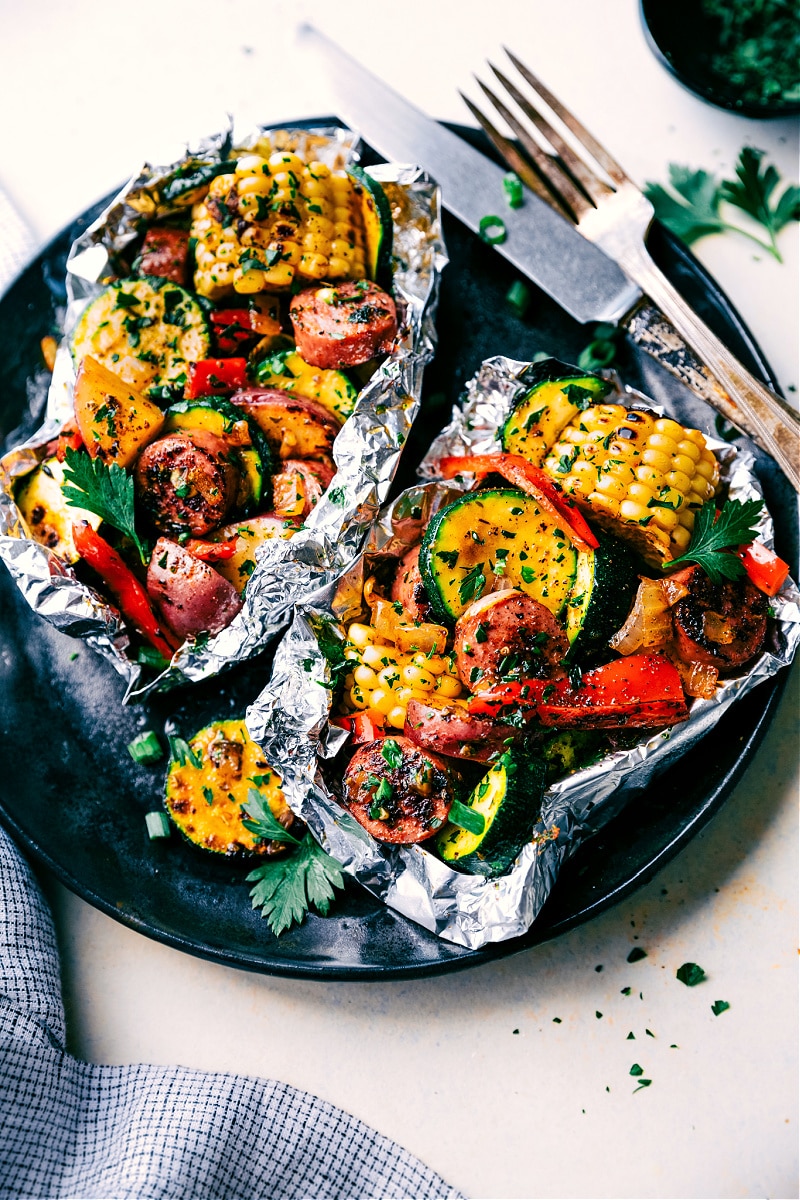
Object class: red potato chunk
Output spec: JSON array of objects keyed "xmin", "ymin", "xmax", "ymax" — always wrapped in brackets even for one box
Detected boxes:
[
  {"xmin": 271, "ymin": 457, "xmax": 336, "ymax": 519},
  {"xmin": 289, "ymin": 281, "xmax": 398, "ymax": 369},
  {"xmin": 146, "ymin": 537, "xmax": 243, "ymax": 641}
]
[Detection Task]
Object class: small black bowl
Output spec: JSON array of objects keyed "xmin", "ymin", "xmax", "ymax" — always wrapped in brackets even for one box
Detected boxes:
[{"xmin": 641, "ymin": 0, "xmax": 800, "ymax": 118}]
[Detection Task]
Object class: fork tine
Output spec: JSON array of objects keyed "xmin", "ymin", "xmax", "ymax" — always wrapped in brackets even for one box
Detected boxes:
[
  {"xmin": 474, "ymin": 77, "xmax": 593, "ymax": 220},
  {"xmin": 503, "ymin": 47, "xmax": 629, "ymax": 187},
  {"xmin": 458, "ymin": 91, "xmax": 565, "ymax": 213},
  {"xmin": 488, "ymin": 62, "xmax": 612, "ymax": 207}
]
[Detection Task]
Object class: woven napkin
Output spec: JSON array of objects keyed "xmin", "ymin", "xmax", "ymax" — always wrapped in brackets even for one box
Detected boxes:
[{"xmin": 0, "ymin": 825, "xmax": 463, "ymax": 1200}]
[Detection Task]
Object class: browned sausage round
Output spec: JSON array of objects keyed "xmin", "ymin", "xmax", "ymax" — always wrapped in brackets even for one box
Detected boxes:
[
  {"xmin": 135, "ymin": 431, "xmax": 240, "ymax": 536},
  {"xmin": 390, "ymin": 544, "xmax": 435, "ymax": 622},
  {"xmin": 289, "ymin": 281, "xmax": 398, "ymax": 369},
  {"xmin": 146, "ymin": 537, "xmax": 243, "ymax": 641},
  {"xmin": 453, "ymin": 589, "xmax": 570, "ymax": 691},
  {"xmin": 232, "ymin": 388, "xmax": 341, "ymax": 460},
  {"xmin": 404, "ymin": 698, "xmax": 520, "ymax": 763},
  {"xmin": 342, "ymin": 735, "xmax": 458, "ymax": 843},
  {"xmin": 271, "ymin": 457, "xmax": 336, "ymax": 519},
  {"xmin": 671, "ymin": 565, "xmax": 768, "ymax": 672}
]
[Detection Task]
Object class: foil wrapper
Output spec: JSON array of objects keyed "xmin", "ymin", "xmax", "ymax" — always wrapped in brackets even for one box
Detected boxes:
[
  {"xmin": 0, "ymin": 125, "xmax": 446, "ymax": 700},
  {"xmin": 247, "ymin": 355, "xmax": 800, "ymax": 950}
]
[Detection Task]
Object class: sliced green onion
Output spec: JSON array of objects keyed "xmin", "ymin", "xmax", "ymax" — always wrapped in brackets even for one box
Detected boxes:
[
  {"xmin": 137, "ymin": 646, "xmax": 170, "ymax": 670},
  {"xmin": 479, "ymin": 214, "xmax": 507, "ymax": 245},
  {"xmin": 577, "ymin": 338, "xmax": 616, "ymax": 371},
  {"xmin": 145, "ymin": 811, "xmax": 171, "ymax": 840},
  {"xmin": 447, "ymin": 798, "xmax": 486, "ymax": 836},
  {"xmin": 506, "ymin": 279, "xmax": 531, "ymax": 317},
  {"xmin": 503, "ymin": 172, "xmax": 524, "ymax": 208},
  {"xmin": 127, "ymin": 730, "xmax": 164, "ymax": 765}
]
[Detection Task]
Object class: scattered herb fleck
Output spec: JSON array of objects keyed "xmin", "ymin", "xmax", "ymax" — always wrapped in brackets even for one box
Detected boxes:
[
  {"xmin": 627, "ymin": 947, "xmax": 648, "ymax": 963},
  {"xmin": 711, "ymin": 999, "xmax": 730, "ymax": 1016},
  {"xmin": 677, "ymin": 961, "xmax": 707, "ymax": 987}
]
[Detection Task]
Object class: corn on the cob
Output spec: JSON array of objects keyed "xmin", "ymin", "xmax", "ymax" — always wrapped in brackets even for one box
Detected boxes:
[
  {"xmin": 340, "ymin": 621, "xmax": 464, "ymax": 731},
  {"xmin": 542, "ymin": 404, "xmax": 719, "ymax": 564},
  {"xmin": 191, "ymin": 152, "xmax": 368, "ymax": 300}
]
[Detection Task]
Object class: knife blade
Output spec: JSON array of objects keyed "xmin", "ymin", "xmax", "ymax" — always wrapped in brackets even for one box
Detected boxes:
[{"xmin": 299, "ymin": 24, "xmax": 641, "ymax": 327}]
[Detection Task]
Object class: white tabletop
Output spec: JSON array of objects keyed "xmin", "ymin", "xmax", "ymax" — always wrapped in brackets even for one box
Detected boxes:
[{"xmin": 2, "ymin": 2, "xmax": 798, "ymax": 1197}]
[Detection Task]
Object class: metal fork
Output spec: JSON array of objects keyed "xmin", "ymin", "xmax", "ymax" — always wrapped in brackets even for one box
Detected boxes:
[{"xmin": 462, "ymin": 50, "xmax": 800, "ymax": 492}]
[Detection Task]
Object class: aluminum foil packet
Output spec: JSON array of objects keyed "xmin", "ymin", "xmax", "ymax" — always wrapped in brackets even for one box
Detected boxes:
[
  {"xmin": 246, "ymin": 355, "xmax": 800, "ymax": 950},
  {"xmin": 0, "ymin": 124, "xmax": 446, "ymax": 700}
]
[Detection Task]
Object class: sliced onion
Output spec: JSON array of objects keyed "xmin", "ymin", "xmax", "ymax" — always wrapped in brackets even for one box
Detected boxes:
[
  {"xmin": 609, "ymin": 577, "xmax": 673, "ymax": 655},
  {"xmin": 703, "ymin": 610, "xmax": 735, "ymax": 645},
  {"xmin": 395, "ymin": 622, "xmax": 449, "ymax": 655},
  {"xmin": 668, "ymin": 652, "xmax": 719, "ymax": 699},
  {"xmin": 372, "ymin": 597, "xmax": 403, "ymax": 641},
  {"xmin": 662, "ymin": 576, "xmax": 690, "ymax": 606}
]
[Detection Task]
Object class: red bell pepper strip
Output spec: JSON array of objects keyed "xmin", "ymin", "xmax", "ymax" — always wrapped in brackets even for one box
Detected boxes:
[
  {"xmin": 737, "ymin": 540, "xmax": 790, "ymax": 597},
  {"xmin": 55, "ymin": 423, "xmax": 84, "ymax": 462},
  {"xmin": 467, "ymin": 679, "xmax": 547, "ymax": 718},
  {"xmin": 437, "ymin": 453, "xmax": 599, "ymax": 552},
  {"xmin": 210, "ymin": 309, "xmax": 255, "ymax": 355},
  {"xmin": 536, "ymin": 653, "xmax": 688, "ymax": 729},
  {"xmin": 185, "ymin": 357, "xmax": 248, "ymax": 400},
  {"xmin": 72, "ymin": 522, "xmax": 179, "ymax": 658},
  {"xmin": 330, "ymin": 712, "xmax": 385, "ymax": 742},
  {"xmin": 183, "ymin": 536, "xmax": 240, "ymax": 563}
]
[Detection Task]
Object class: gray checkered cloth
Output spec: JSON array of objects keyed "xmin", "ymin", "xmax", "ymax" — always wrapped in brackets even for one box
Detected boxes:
[{"xmin": 0, "ymin": 826, "xmax": 464, "ymax": 1200}]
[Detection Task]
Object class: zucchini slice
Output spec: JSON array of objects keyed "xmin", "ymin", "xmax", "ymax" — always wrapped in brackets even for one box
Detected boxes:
[
  {"xmin": 436, "ymin": 748, "xmax": 547, "ymax": 876},
  {"xmin": 252, "ymin": 348, "xmax": 358, "ymax": 421},
  {"xmin": 164, "ymin": 719, "xmax": 292, "ymax": 857},
  {"xmin": 564, "ymin": 531, "xmax": 639, "ymax": 659},
  {"xmin": 346, "ymin": 164, "xmax": 394, "ymax": 285},
  {"xmin": 15, "ymin": 456, "xmax": 101, "ymax": 563},
  {"xmin": 71, "ymin": 278, "xmax": 210, "ymax": 394},
  {"xmin": 502, "ymin": 360, "xmax": 612, "ymax": 465},
  {"xmin": 163, "ymin": 397, "xmax": 271, "ymax": 512},
  {"xmin": 419, "ymin": 488, "xmax": 578, "ymax": 622}
]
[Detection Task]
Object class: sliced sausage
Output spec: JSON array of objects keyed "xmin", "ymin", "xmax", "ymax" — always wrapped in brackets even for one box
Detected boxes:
[
  {"xmin": 271, "ymin": 456, "xmax": 336, "ymax": 519},
  {"xmin": 135, "ymin": 431, "xmax": 240, "ymax": 536},
  {"xmin": 390, "ymin": 544, "xmax": 435, "ymax": 622},
  {"xmin": 404, "ymin": 698, "xmax": 518, "ymax": 764},
  {"xmin": 670, "ymin": 565, "xmax": 768, "ymax": 672},
  {"xmin": 342, "ymin": 736, "xmax": 457, "ymax": 843},
  {"xmin": 231, "ymin": 388, "xmax": 341, "ymax": 460},
  {"xmin": 138, "ymin": 228, "xmax": 191, "ymax": 286},
  {"xmin": 289, "ymin": 281, "xmax": 398, "ymax": 369},
  {"xmin": 146, "ymin": 537, "xmax": 243, "ymax": 641},
  {"xmin": 454, "ymin": 589, "xmax": 569, "ymax": 691}
]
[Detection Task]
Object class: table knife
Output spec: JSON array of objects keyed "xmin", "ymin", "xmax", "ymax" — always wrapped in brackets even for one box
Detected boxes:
[{"xmin": 300, "ymin": 24, "xmax": 800, "ymax": 491}]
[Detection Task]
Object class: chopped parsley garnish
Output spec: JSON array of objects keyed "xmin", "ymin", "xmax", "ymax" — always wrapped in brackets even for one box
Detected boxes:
[
  {"xmin": 459, "ymin": 562, "xmax": 486, "ymax": 605},
  {"xmin": 676, "ymin": 961, "xmax": 706, "ymax": 986},
  {"xmin": 62, "ymin": 446, "xmax": 147, "ymax": 563},
  {"xmin": 202, "ymin": 786, "xmax": 214, "ymax": 806},
  {"xmin": 168, "ymin": 735, "xmax": 202, "ymax": 769},
  {"xmin": 381, "ymin": 739, "xmax": 403, "ymax": 770},
  {"xmin": 665, "ymin": 497, "xmax": 763, "ymax": 583},
  {"xmin": 627, "ymin": 947, "xmax": 647, "ymax": 963},
  {"xmin": 711, "ymin": 999, "xmax": 730, "ymax": 1016}
]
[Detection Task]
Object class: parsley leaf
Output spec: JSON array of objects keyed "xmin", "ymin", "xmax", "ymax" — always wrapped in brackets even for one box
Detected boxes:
[
  {"xmin": 665, "ymin": 497, "xmax": 763, "ymax": 583},
  {"xmin": 676, "ymin": 961, "xmax": 707, "ymax": 987},
  {"xmin": 645, "ymin": 165, "xmax": 729, "ymax": 243},
  {"xmin": 721, "ymin": 147, "xmax": 800, "ymax": 263},
  {"xmin": 246, "ymin": 832, "xmax": 345, "ymax": 936},
  {"xmin": 61, "ymin": 446, "xmax": 147, "ymax": 564},
  {"xmin": 711, "ymin": 999, "xmax": 730, "ymax": 1016},
  {"xmin": 240, "ymin": 788, "xmax": 301, "ymax": 845}
]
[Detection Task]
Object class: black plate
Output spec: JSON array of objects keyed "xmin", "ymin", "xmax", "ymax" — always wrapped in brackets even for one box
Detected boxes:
[
  {"xmin": 640, "ymin": 0, "xmax": 800, "ymax": 118},
  {"xmin": 0, "ymin": 124, "xmax": 796, "ymax": 980}
]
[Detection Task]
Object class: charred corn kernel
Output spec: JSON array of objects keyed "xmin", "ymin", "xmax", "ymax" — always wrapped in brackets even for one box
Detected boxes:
[
  {"xmin": 695, "ymin": 457, "xmax": 717, "ymax": 481},
  {"xmin": 629, "ymin": 482, "xmax": 656, "ymax": 505},
  {"xmin": 678, "ymin": 507, "xmax": 696, "ymax": 530},
  {"xmin": 677, "ymin": 439, "xmax": 701, "ymax": 462},
  {"xmin": 435, "ymin": 674, "xmax": 463, "ymax": 698},
  {"xmin": 395, "ymin": 686, "xmax": 414, "ymax": 705},
  {"xmin": 368, "ymin": 688, "xmax": 395, "ymax": 716},
  {"xmin": 387, "ymin": 706, "xmax": 407, "ymax": 730},
  {"xmin": 299, "ymin": 252, "xmax": 329, "ymax": 279},
  {"xmin": 234, "ymin": 266, "xmax": 268, "ymax": 292},
  {"xmin": 654, "ymin": 418, "xmax": 685, "ymax": 441},
  {"xmin": 401, "ymin": 664, "xmax": 435, "ymax": 690},
  {"xmin": 343, "ymin": 647, "xmax": 361, "ymax": 662},
  {"xmin": 666, "ymin": 470, "xmax": 692, "ymax": 493},
  {"xmin": 619, "ymin": 500, "xmax": 651, "ymax": 523},
  {"xmin": 347, "ymin": 623, "xmax": 373, "ymax": 648},
  {"xmin": 595, "ymin": 474, "xmax": 629, "ymax": 500},
  {"xmin": 634, "ymin": 464, "xmax": 663, "ymax": 489},
  {"xmin": 238, "ymin": 174, "xmax": 272, "ymax": 196}
]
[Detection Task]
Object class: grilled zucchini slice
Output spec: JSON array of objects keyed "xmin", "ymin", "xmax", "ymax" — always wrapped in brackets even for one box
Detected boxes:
[
  {"xmin": 564, "ymin": 531, "xmax": 639, "ymax": 660},
  {"xmin": 419, "ymin": 488, "xmax": 578, "ymax": 622},
  {"xmin": 436, "ymin": 748, "xmax": 547, "ymax": 876},
  {"xmin": 502, "ymin": 360, "xmax": 612, "ymax": 466},
  {"xmin": 346, "ymin": 164, "xmax": 394, "ymax": 285},
  {"xmin": 164, "ymin": 719, "xmax": 292, "ymax": 857},
  {"xmin": 71, "ymin": 278, "xmax": 210, "ymax": 395},
  {"xmin": 252, "ymin": 348, "xmax": 358, "ymax": 421}
]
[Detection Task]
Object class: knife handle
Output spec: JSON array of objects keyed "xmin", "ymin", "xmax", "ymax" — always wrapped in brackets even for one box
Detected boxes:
[{"xmin": 621, "ymin": 265, "xmax": 800, "ymax": 493}]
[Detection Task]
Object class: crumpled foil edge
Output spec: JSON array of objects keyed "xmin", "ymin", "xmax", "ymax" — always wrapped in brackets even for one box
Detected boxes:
[
  {"xmin": 0, "ymin": 124, "xmax": 446, "ymax": 702},
  {"xmin": 246, "ymin": 355, "xmax": 800, "ymax": 950}
]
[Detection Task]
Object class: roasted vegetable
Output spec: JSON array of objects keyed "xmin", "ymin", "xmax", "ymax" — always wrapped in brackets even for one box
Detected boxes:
[
  {"xmin": 72, "ymin": 356, "xmax": 166, "ymax": 469},
  {"xmin": 501, "ymin": 362, "xmax": 613, "ymax": 464},
  {"xmin": 146, "ymin": 537, "xmax": 243, "ymax": 640},
  {"xmin": 564, "ymin": 531, "xmax": 640, "ymax": 659},
  {"xmin": 418, "ymin": 488, "xmax": 579, "ymax": 622},
  {"xmin": 251, "ymin": 348, "xmax": 358, "ymax": 421},
  {"xmin": 164, "ymin": 719, "xmax": 293, "ymax": 856},
  {"xmin": 436, "ymin": 748, "xmax": 547, "ymax": 876},
  {"xmin": 15, "ymin": 457, "xmax": 101, "ymax": 563},
  {"xmin": 231, "ymin": 388, "xmax": 341, "ymax": 461},
  {"xmin": 71, "ymin": 278, "xmax": 210, "ymax": 393},
  {"xmin": 208, "ymin": 514, "xmax": 301, "ymax": 592},
  {"xmin": 190, "ymin": 152, "xmax": 392, "ymax": 299}
]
